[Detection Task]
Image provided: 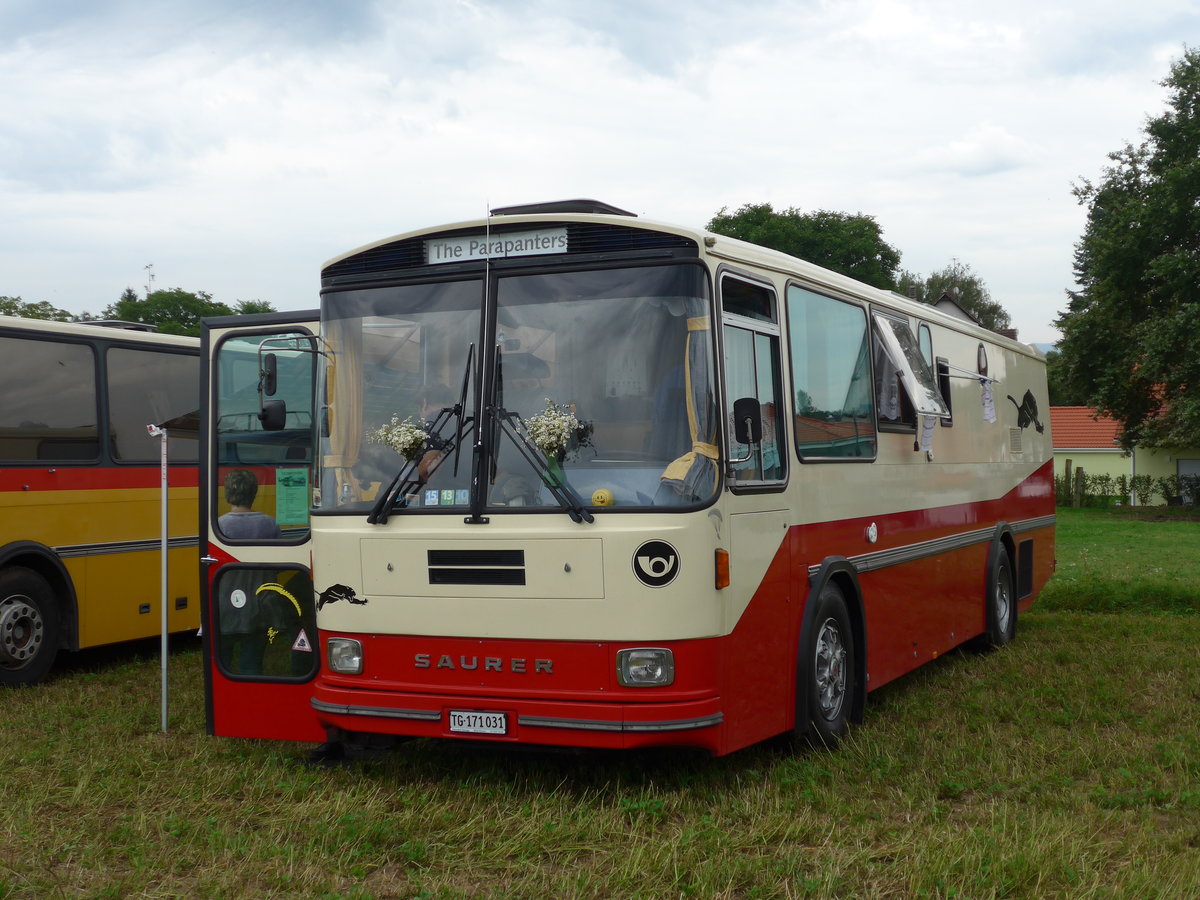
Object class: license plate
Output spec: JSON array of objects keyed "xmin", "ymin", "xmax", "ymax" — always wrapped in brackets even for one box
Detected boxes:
[{"xmin": 448, "ymin": 710, "xmax": 507, "ymax": 735}]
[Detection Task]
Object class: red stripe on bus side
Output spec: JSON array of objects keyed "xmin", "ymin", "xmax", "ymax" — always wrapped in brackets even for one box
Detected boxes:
[{"xmin": 0, "ymin": 466, "xmax": 200, "ymax": 491}]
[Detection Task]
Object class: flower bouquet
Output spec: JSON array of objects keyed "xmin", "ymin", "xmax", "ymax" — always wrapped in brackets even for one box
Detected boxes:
[{"xmin": 370, "ymin": 415, "xmax": 427, "ymax": 461}]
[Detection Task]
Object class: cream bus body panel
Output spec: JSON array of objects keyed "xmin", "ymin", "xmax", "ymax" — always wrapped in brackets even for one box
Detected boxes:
[{"xmin": 314, "ymin": 515, "xmax": 732, "ymax": 641}]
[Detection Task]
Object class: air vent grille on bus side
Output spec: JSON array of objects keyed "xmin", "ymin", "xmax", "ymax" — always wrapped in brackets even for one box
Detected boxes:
[{"xmin": 323, "ymin": 223, "xmax": 698, "ymax": 279}]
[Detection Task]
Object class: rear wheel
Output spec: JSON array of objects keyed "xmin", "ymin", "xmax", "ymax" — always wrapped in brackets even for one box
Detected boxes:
[
  {"xmin": 0, "ymin": 567, "xmax": 60, "ymax": 686},
  {"xmin": 797, "ymin": 583, "xmax": 855, "ymax": 749},
  {"xmin": 972, "ymin": 547, "xmax": 1016, "ymax": 652}
]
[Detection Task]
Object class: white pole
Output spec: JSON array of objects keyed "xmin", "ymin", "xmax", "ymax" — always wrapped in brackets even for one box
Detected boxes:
[{"xmin": 147, "ymin": 424, "xmax": 169, "ymax": 733}]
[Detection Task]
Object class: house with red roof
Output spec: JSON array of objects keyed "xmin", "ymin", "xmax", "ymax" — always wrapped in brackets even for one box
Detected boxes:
[{"xmin": 1050, "ymin": 407, "xmax": 1200, "ymax": 504}]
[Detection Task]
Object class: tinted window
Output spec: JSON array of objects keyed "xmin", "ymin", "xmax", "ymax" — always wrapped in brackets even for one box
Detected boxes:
[
  {"xmin": 0, "ymin": 336, "xmax": 98, "ymax": 462},
  {"xmin": 108, "ymin": 347, "xmax": 199, "ymax": 462},
  {"xmin": 213, "ymin": 564, "xmax": 317, "ymax": 681}
]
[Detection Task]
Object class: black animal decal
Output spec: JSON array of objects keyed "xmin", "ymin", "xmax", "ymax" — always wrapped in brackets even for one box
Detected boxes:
[
  {"xmin": 1007, "ymin": 390, "xmax": 1045, "ymax": 433},
  {"xmin": 317, "ymin": 584, "xmax": 368, "ymax": 611}
]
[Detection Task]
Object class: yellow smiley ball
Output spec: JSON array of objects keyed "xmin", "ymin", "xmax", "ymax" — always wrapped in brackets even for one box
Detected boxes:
[{"xmin": 591, "ymin": 488, "xmax": 614, "ymax": 507}]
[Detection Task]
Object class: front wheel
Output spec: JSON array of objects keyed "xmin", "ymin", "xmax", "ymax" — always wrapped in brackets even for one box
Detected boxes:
[
  {"xmin": 0, "ymin": 567, "xmax": 61, "ymax": 686},
  {"xmin": 797, "ymin": 583, "xmax": 856, "ymax": 750}
]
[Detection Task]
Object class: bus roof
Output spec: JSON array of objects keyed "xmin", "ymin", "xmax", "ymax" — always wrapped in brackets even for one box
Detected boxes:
[
  {"xmin": 321, "ymin": 202, "xmax": 1041, "ymax": 358},
  {"xmin": 0, "ymin": 315, "xmax": 198, "ymax": 349}
]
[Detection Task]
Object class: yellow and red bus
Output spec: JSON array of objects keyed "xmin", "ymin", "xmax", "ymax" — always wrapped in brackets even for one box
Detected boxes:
[
  {"xmin": 202, "ymin": 201, "xmax": 1055, "ymax": 756},
  {"xmin": 0, "ymin": 316, "xmax": 200, "ymax": 684}
]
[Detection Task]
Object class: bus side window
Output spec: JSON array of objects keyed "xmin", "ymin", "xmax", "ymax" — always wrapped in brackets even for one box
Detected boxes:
[
  {"xmin": 787, "ymin": 286, "xmax": 877, "ymax": 461},
  {"xmin": 872, "ymin": 313, "xmax": 950, "ymax": 431},
  {"xmin": 0, "ymin": 336, "xmax": 99, "ymax": 463},
  {"xmin": 936, "ymin": 357, "xmax": 954, "ymax": 425}
]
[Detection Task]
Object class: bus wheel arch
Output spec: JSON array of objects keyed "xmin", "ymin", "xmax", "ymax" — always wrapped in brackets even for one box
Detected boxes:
[{"xmin": 794, "ymin": 559, "xmax": 866, "ymax": 749}]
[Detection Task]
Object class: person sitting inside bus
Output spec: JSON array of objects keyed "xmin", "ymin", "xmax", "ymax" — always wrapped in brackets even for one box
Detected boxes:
[{"xmin": 218, "ymin": 469, "xmax": 282, "ymax": 540}]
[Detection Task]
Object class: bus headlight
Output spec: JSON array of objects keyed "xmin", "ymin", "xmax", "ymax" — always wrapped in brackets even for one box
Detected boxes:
[
  {"xmin": 327, "ymin": 638, "xmax": 363, "ymax": 675},
  {"xmin": 617, "ymin": 648, "xmax": 674, "ymax": 686}
]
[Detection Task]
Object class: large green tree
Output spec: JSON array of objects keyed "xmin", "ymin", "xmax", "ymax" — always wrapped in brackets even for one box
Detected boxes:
[
  {"xmin": 102, "ymin": 288, "xmax": 275, "ymax": 336},
  {"xmin": 897, "ymin": 260, "xmax": 1011, "ymax": 332},
  {"xmin": 0, "ymin": 296, "xmax": 74, "ymax": 321},
  {"xmin": 1043, "ymin": 348, "xmax": 1089, "ymax": 407},
  {"xmin": 1056, "ymin": 48, "xmax": 1200, "ymax": 449},
  {"xmin": 707, "ymin": 203, "xmax": 902, "ymax": 290}
]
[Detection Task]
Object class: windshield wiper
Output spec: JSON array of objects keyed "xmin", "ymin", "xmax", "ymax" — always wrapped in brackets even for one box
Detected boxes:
[
  {"xmin": 492, "ymin": 407, "xmax": 594, "ymax": 524},
  {"xmin": 368, "ymin": 345, "xmax": 476, "ymax": 525}
]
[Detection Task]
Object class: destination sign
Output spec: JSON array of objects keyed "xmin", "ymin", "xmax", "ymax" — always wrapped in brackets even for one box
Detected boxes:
[{"xmin": 425, "ymin": 227, "xmax": 568, "ymax": 264}]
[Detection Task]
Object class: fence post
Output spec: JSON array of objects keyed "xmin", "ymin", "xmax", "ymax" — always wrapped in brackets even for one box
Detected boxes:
[{"xmin": 1073, "ymin": 466, "xmax": 1085, "ymax": 508}]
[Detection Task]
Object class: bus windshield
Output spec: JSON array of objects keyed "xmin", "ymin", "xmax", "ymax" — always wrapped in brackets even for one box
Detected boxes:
[{"xmin": 320, "ymin": 262, "xmax": 717, "ymax": 514}]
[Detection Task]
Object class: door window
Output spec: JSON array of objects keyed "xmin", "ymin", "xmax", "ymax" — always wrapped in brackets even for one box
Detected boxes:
[
  {"xmin": 722, "ymin": 275, "xmax": 785, "ymax": 484},
  {"xmin": 213, "ymin": 331, "xmax": 315, "ymax": 542},
  {"xmin": 213, "ymin": 564, "xmax": 317, "ymax": 680}
]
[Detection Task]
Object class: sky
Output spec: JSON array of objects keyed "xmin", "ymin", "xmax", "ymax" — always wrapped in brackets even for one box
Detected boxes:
[{"xmin": 1, "ymin": 0, "xmax": 1194, "ymax": 345}]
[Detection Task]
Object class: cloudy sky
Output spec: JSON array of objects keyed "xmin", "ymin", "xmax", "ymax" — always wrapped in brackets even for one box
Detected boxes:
[{"xmin": 1, "ymin": 0, "xmax": 1194, "ymax": 343}]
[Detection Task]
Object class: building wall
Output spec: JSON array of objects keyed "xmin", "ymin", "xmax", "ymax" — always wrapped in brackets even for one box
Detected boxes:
[{"xmin": 1055, "ymin": 447, "xmax": 1200, "ymax": 504}]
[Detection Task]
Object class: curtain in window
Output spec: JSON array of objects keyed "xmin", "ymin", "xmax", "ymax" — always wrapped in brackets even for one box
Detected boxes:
[
  {"xmin": 660, "ymin": 298, "xmax": 717, "ymax": 498},
  {"xmin": 323, "ymin": 320, "xmax": 364, "ymax": 502}
]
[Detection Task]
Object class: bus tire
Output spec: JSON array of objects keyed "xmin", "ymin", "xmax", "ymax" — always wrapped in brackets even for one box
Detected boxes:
[
  {"xmin": 972, "ymin": 546, "xmax": 1015, "ymax": 652},
  {"xmin": 0, "ymin": 567, "xmax": 60, "ymax": 686},
  {"xmin": 798, "ymin": 582, "xmax": 855, "ymax": 750}
]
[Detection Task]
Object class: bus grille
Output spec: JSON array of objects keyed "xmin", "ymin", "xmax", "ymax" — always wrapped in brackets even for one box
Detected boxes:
[{"xmin": 427, "ymin": 549, "xmax": 526, "ymax": 586}]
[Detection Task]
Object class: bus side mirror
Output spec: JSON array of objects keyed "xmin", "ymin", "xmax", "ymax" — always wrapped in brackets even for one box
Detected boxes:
[
  {"xmin": 260, "ymin": 353, "xmax": 278, "ymax": 397},
  {"xmin": 259, "ymin": 399, "xmax": 286, "ymax": 431},
  {"xmin": 733, "ymin": 397, "xmax": 762, "ymax": 445}
]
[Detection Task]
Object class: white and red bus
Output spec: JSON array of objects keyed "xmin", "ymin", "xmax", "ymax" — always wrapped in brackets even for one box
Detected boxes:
[
  {"xmin": 201, "ymin": 201, "xmax": 1055, "ymax": 756},
  {"xmin": 0, "ymin": 316, "xmax": 200, "ymax": 684}
]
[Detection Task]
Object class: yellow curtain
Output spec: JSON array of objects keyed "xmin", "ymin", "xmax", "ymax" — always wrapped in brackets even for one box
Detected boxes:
[{"xmin": 660, "ymin": 311, "xmax": 718, "ymax": 492}]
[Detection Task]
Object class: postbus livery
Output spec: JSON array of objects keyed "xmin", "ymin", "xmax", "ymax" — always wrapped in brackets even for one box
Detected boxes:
[
  {"xmin": 0, "ymin": 316, "xmax": 200, "ymax": 684},
  {"xmin": 200, "ymin": 201, "xmax": 1055, "ymax": 756}
]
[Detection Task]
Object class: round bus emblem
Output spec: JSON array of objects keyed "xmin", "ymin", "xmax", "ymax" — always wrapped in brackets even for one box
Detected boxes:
[{"xmin": 633, "ymin": 540, "xmax": 679, "ymax": 587}]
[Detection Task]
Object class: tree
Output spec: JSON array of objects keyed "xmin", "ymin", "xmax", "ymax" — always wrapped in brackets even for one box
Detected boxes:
[
  {"xmin": 707, "ymin": 203, "xmax": 902, "ymax": 290},
  {"xmin": 898, "ymin": 260, "xmax": 1011, "ymax": 332},
  {"xmin": 1056, "ymin": 48, "xmax": 1200, "ymax": 449},
  {"xmin": 0, "ymin": 296, "xmax": 74, "ymax": 321},
  {"xmin": 235, "ymin": 299, "xmax": 275, "ymax": 316},
  {"xmin": 1044, "ymin": 349, "xmax": 1089, "ymax": 407},
  {"xmin": 101, "ymin": 288, "xmax": 276, "ymax": 336}
]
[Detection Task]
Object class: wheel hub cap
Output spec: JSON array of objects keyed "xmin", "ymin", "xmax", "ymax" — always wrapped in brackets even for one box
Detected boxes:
[
  {"xmin": 0, "ymin": 596, "xmax": 43, "ymax": 669},
  {"xmin": 815, "ymin": 618, "xmax": 847, "ymax": 720}
]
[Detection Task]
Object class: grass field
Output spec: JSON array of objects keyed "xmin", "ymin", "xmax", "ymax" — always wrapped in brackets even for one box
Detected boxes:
[{"xmin": 2, "ymin": 510, "xmax": 1198, "ymax": 899}]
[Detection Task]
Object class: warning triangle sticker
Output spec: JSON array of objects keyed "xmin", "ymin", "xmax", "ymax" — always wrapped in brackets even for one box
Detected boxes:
[{"xmin": 292, "ymin": 629, "xmax": 313, "ymax": 652}]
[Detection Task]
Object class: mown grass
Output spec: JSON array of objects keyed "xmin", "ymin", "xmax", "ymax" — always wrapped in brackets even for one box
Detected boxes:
[
  {"xmin": 1, "ymin": 510, "xmax": 1198, "ymax": 898},
  {"xmin": 1039, "ymin": 507, "xmax": 1200, "ymax": 614}
]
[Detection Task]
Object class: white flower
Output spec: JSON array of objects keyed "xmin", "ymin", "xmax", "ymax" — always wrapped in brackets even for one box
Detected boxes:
[
  {"xmin": 524, "ymin": 399, "xmax": 579, "ymax": 456},
  {"xmin": 370, "ymin": 415, "xmax": 427, "ymax": 461}
]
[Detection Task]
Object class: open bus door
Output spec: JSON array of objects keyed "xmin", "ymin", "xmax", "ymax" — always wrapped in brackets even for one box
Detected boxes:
[{"xmin": 200, "ymin": 313, "xmax": 324, "ymax": 742}]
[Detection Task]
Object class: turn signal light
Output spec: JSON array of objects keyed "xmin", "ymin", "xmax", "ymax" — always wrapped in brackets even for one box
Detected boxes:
[{"xmin": 715, "ymin": 548, "xmax": 730, "ymax": 589}]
